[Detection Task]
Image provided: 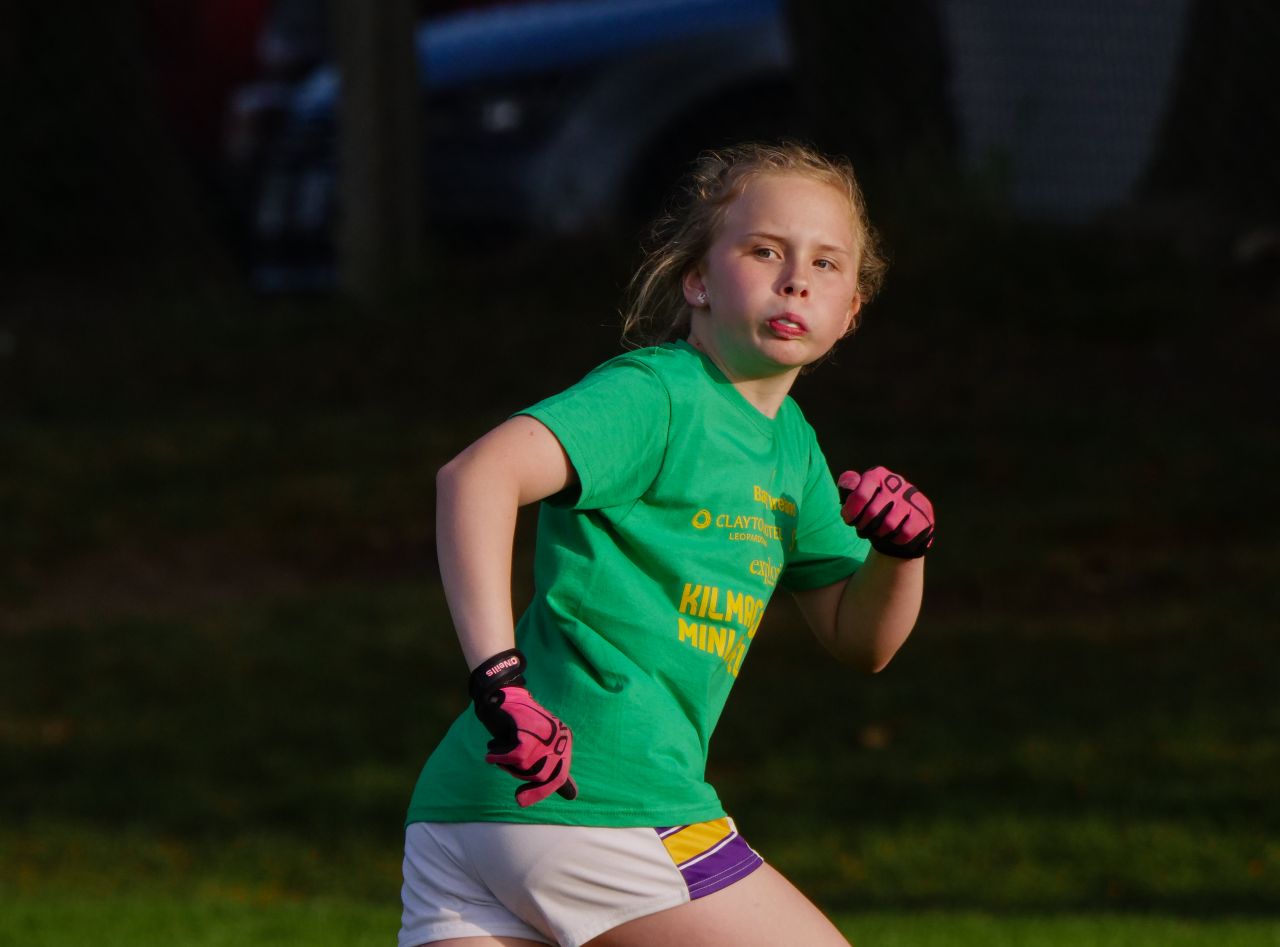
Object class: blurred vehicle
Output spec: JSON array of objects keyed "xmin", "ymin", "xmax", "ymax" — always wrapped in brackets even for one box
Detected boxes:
[{"xmin": 224, "ymin": 0, "xmax": 797, "ymax": 291}]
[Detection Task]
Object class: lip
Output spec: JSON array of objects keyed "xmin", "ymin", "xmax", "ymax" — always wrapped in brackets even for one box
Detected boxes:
[{"xmin": 766, "ymin": 312, "xmax": 808, "ymax": 338}]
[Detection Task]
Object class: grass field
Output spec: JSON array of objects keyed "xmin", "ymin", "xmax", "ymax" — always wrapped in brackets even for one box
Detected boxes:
[
  {"xmin": 3, "ymin": 895, "xmax": 1279, "ymax": 947},
  {"xmin": 2, "ymin": 214, "xmax": 1277, "ymax": 943}
]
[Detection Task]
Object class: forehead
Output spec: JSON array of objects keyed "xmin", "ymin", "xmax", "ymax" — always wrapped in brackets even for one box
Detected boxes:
[{"xmin": 720, "ymin": 172, "xmax": 856, "ymax": 247}]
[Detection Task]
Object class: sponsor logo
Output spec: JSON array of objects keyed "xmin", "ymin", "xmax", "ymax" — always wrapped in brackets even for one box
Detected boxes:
[{"xmin": 485, "ymin": 656, "xmax": 521, "ymax": 678}]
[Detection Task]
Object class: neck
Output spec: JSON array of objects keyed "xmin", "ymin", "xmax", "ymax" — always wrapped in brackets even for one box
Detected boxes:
[{"xmin": 686, "ymin": 336, "xmax": 797, "ymax": 419}]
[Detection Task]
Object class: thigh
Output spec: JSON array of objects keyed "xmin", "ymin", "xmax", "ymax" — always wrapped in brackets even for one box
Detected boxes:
[{"xmin": 582, "ymin": 862, "xmax": 850, "ymax": 947}]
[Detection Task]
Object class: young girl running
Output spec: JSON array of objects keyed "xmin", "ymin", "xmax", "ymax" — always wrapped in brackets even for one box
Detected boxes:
[{"xmin": 399, "ymin": 141, "xmax": 935, "ymax": 947}]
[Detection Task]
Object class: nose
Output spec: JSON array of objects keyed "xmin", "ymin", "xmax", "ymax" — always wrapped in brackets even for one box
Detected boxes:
[
  {"xmin": 781, "ymin": 275, "xmax": 809, "ymax": 298},
  {"xmin": 778, "ymin": 264, "xmax": 808, "ymax": 298}
]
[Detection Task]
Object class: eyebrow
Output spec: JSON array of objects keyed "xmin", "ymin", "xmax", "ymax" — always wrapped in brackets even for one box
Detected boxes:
[{"xmin": 743, "ymin": 231, "xmax": 851, "ymax": 256}]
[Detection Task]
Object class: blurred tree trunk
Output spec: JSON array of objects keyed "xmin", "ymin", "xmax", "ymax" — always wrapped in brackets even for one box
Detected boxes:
[
  {"xmin": 785, "ymin": 0, "xmax": 955, "ymax": 184},
  {"xmin": 332, "ymin": 0, "xmax": 422, "ymax": 302}
]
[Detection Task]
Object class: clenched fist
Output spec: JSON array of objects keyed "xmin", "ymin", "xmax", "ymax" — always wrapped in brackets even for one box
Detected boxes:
[
  {"xmin": 838, "ymin": 466, "xmax": 935, "ymax": 560},
  {"xmin": 470, "ymin": 649, "xmax": 577, "ymax": 806}
]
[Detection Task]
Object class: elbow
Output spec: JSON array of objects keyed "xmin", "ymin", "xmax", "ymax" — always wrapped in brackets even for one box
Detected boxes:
[
  {"xmin": 436, "ymin": 451, "xmax": 479, "ymax": 512},
  {"xmin": 823, "ymin": 619, "xmax": 901, "ymax": 674},
  {"xmin": 435, "ymin": 458, "xmax": 459, "ymax": 502},
  {"xmin": 846, "ymin": 650, "xmax": 893, "ymax": 675},
  {"xmin": 829, "ymin": 616, "xmax": 901, "ymax": 675},
  {"xmin": 436, "ymin": 454, "xmax": 461, "ymax": 490},
  {"xmin": 840, "ymin": 632, "xmax": 907, "ymax": 674},
  {"xmin": 865, "ymin": 654, "xmax": 894, "ymax": 675},
  {"xmin": 437, "ymin": 445, "xmax": 477, "ymax": 495}
]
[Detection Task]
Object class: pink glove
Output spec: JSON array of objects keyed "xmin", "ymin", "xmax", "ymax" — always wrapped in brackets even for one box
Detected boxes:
[
  {"xmin": 469, "ymin": 649, "xmax": 577, "ymax": 807},
  {"xmin": 481, "ymin": 687, "xmax": 575, "ymax": 806},
  {"xmin": 838, "ymin": 466, "xmax": 935, "ymax": 559}
]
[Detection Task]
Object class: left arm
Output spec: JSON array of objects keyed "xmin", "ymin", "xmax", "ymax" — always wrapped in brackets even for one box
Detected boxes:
[
  {"xmin": 792, "ymin": 464, "xmax": 935, "ymax": 673},
  {"xmin": 791, "ymin": 553, "xmax": 923, "ymax": 673}
]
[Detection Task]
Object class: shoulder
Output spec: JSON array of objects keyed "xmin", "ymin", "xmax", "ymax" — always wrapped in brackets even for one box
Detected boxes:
[
  {"xmin": 569, "ymin": 342, "xmax": 706, "ymax": 401},
  {"xmin": 596, "ymin": 342, "xmax": 694, "ymax": 379},
  {"xmin": 519, "ymin": 347, "xmax": 677, "ymax": 432},
  {"xmin": 554, "ymin": 348, "xmax": 673, "ymax": 411}
]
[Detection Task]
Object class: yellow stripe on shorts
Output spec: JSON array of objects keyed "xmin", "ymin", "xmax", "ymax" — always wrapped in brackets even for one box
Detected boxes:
[{"xmin": 659, "ymin": 817, "xmax": 734, "ymax": 866}]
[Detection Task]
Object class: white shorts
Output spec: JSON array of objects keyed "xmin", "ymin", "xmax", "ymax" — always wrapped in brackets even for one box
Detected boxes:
[{"xmin": 398, "ymin": 817, "xmax": 764, "ymax": 947}]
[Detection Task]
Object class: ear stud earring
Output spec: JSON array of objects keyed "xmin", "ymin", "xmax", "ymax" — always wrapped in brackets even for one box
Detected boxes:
[{"xmin": 697, "ymin": 292, "xmax": 707, "ymax": 305}]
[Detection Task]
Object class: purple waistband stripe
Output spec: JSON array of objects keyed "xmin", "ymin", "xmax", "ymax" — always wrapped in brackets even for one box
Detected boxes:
[{"xmin": 654, "ymin": 817, "xmax": 764, "ymax": 900}]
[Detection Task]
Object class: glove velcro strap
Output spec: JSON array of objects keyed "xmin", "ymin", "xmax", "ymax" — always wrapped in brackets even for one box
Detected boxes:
[{"xmin": 468, "ymin": 648, "xmax": 527, "ymax": 704}]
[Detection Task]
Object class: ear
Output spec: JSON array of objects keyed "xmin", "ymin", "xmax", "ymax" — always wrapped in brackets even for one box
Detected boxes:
[
  {"xmin": 682, "ymin": 268, "xmax": 707, "ymax": 308},
  {"xmin": 842, "ymin": 294, "xmax": 863, "ymax": 335}
]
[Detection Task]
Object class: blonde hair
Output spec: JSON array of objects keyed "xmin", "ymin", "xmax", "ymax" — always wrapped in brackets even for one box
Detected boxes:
[{"xmin": 621, "ymin": 140, "xmax": 887, "ymax": 347}]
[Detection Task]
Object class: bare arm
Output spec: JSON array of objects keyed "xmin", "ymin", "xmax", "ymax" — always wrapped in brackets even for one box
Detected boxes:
[
  {"xmin": 790, "ymin": 553, "xmax": 924, "ymax": 673},
  {"xmin": 435, "ymin": 415, "xmax": 576, "ymax": 670}
]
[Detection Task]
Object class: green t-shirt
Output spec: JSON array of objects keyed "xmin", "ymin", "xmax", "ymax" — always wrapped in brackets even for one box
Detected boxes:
[{"xmin": 406, "ymin": 341, "xmax": 869, "ymax": 827}]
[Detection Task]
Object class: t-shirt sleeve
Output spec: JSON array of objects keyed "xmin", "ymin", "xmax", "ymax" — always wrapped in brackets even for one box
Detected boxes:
[
  {"xmin": 516, "ymin": 358, "xmax": 670, "ymax": 511},
  {"xmin": 780, "ymin": 436, "xmax": 870, "ymax": 591}
]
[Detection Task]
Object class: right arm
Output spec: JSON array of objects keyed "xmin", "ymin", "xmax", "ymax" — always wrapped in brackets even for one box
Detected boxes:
[{"xmin": 435, "ymin": 414, "xmax": 577, "ymax": 669}]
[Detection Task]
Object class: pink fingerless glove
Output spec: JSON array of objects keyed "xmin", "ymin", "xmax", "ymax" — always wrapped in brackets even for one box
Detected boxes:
[
  {"xmin": 839, "ymin": 466, "xmax": 936, "ymax": 559},
  {"xmin": 469, "ymin": 649, "xmax": 577, "ymax": 807}
]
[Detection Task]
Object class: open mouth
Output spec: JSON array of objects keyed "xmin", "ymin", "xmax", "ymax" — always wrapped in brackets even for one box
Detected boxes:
[{"xmin": 766, "ymin": 316, "xmax": 807, "ymax": 338}]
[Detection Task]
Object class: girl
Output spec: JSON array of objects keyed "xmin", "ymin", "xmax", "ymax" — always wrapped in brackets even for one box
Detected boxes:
[{"xmin": 400, "ymin": 141, "xmax": 935, "ymax": 947}]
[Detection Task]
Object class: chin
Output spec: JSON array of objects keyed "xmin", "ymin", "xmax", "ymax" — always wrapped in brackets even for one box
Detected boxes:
[{"xmin": 761, "ymin": 342, "xmax": 819, "ymax": 365}]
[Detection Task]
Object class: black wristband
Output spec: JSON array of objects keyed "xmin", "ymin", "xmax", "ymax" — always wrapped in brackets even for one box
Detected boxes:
[
  {"xmin": 871, "ymin": 527, "xmax": 934, "ymax": 560},
  {"xmin": 468, "ymin": 648, "xmax": 527, "ymax": 704}
]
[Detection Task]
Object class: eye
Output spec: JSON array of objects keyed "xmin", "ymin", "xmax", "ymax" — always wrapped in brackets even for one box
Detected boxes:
[
  {"xmin": 753, "ymin": 246, "xmax": 780, "ymax": 260},
  {"xmin": 814, "ymin": 258, "xmax": 836, "ymax": 270}
]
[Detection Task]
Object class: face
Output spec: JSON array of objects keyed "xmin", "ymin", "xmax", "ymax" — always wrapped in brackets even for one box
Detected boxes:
[{"xmin": 683, "ymin": 172, "xmax": 862, "ymax": 384}]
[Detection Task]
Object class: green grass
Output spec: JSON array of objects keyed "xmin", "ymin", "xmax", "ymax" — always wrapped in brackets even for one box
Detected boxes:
[
  {"xmin": 4, "ymin": 895, "xmax": 1278, "ymax": 947},
  {"xmin": 0, "ymin": 892, "xmax": 397, "ymax": 947},
  {"xmin": 2, "ymin": 222, "xmax": 1277, "ymax": 943},
  {"xmin": 4, "ymin": 583, "xmax": 1275, "ymax": 912},
  {"xmin": 839, "ymin": 912, "xmax": 1280, "ymax": 946}
]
